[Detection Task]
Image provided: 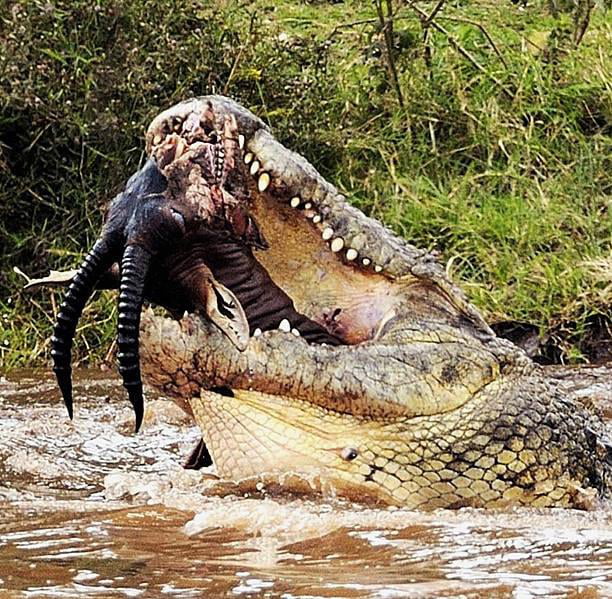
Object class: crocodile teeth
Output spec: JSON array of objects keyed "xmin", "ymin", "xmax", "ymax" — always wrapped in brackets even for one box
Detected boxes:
[
  {"xmin": 258, "ymin": 173, "xmax": 270, "ymax": 192},
  {"xmin": 330, "ymin": 238, "xmax": 344, "ymax": 253},
  {"xmin": 291, "ymin": 328, "xmax": 300, "ymax": 337},
  {"xmin": 322, "ymin": 227, "xmax": 334, "ymax": 241},
  {"xmin": 290, "ymin": 197, "xmax": 300, "ymax": 208},
  {"xmin": 346, "ymin": 248, "xmax": 358, "ymax": 261},
  {"xmin": 362, "ymin": 257, "xmax": 371, "ymax": 266},
  {"xmin": 250, "ymin": 160, "xmax": 260, "ymax": 175},
  {"xmin": 253, "ymin": 328, "xmax": 262, "ymax": 337},
  {"xmin": 174, "ymin": 138, "xmax": 187, "ymax": 160},
  {"xmin": 312, "ymin": 215, "xmax": 321, "ymax": 224},
  {"xmin": 374, "ymin": 265, "xmax": 383, "ymax": 273},
  {"xmin": 279, "ymin": 319, "xmax": 291, "ymax": 332},
  {"xmin": 238, "ymin": 134, "xmax": 245, "ymax": 149},
  {"xmin": 244, "ymin": 152, "xmax": 253, "ymax": 164}
]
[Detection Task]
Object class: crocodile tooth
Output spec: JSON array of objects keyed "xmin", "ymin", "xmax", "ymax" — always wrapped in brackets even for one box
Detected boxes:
[
  {"xmin": 279, "ymin": 319, "xmax": 291, "ymax": 332},
  {"xmin": 174, "ymin": 138, "xmax": 187, "ymax": 160},
  {"xmin": 312, "ymin": 215, "xmax": 321, "ymax": 224},
  {"xmin": 253, "ymin": 328, "xmax": 262, "ymax": 337},
  {"xmin": 238, "ymin": 134, "xmax": 245, "ymax": 149},
  {"xmin": 374, "ymin": 265, "xmax": 383, "ymax": 272},
  {"xmin": 346, "ymin": 248, "xmax": 358, "ymax": 261},
  {"xmin": 322, "ymin": 227, "xmax": 334, "ymax": 241},
  {"xmin": 291, "ymin": 328, "xmax": 300, "ymax": 337},
  {"xmin": 290, "ymin": 197, "xmax": 300, "ymax": 208},
  {"xmin": 250, "ymin": 160, "xmax": 260, "ymax": 175},
  {"xmin": 244, "ymin": 152, "xmax": 253, "ymax": 164},
  {"xmin": 153, "ymin": 134, "xmax": 163, "ymax": 145},
  {"xmin": 304, "ymin": 202, "xmax": 312, "ymax": 210},
  {"xmin": 330, "ymin": 238, "xmax": 344, "ymax": 253},
  {"xmin": 258, "ymin": 173, "xmax": 270, "ymax": 192},
  {"xmin": 362, "ymin": 257, "xmax": 371, "ymax": 266}
]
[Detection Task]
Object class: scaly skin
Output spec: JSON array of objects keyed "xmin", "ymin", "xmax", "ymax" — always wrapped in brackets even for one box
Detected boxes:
[
  {"xmin": 44, "ymin": 95, "xmax": 610, "ymax": 508},
  {"xmin": 141, "ymin": 312, "xmax": 611, "ymax": 509},
  {"xmin": 134, "ymin": 97, "xmax": 612, "ymax": 509}
]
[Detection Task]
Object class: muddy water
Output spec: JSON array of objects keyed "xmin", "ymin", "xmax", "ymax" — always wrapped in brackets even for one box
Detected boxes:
[{"xmin": 1, "ymin": 370, "xmax": 611, "ymax": 598}]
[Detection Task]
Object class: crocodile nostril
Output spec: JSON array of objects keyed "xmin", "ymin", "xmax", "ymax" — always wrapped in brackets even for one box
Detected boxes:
[{"xmin": 171, "ymin": 116, "xmax": 183, "ymax": 132}]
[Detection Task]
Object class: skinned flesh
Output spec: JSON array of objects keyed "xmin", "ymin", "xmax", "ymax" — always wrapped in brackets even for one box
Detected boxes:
[{"xmin": 137, "ymin": 97, "xmax": 612, "ymax": 509}]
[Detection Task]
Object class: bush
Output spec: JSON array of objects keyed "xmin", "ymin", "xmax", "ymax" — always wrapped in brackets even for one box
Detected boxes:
[{"xmin": 1, "ymin": 0, "xmax": 610, "ymax": 368}]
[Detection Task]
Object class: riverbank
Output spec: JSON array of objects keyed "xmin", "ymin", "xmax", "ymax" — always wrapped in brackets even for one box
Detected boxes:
[{"xmin": 1, "ymin": 0, "xmax": 610, "ymax": 369}]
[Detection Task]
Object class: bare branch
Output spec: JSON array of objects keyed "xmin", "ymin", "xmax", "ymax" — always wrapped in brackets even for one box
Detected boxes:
[
  {"xmin": 438, "ymin": 15, "xmax": 508, "ymax": 68},
  {"xmin": 409, "ymin": 3, "xmax": 511, "ymax": 96},
  {"xmin": 425, "ymin": 0, "xmax": 447, "ymax": 24},
  {"xmin": 326, "ymin": 17, "xmax": 379, "ymax": 40},
  {"xmin": 573, "ymin": 0, "xmax": 595, "ymax": 47},
  {"xmin": 374, "ymin": 0, "xmax": 405, "ymax": 108},
  {"xmin": 419, "ymin": 0, "xmax": 446, "ymax": 74}
]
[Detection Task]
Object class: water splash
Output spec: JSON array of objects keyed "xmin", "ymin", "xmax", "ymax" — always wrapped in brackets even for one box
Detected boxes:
[{"xmin": 1, "ymin": 370, "xmax": 612, "ymax": 598}]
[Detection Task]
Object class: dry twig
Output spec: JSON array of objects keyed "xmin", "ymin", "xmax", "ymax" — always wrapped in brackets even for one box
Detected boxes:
[
  {"xmin": 424, "ymin": 0, "xmax": 447, "ymax": 24},
  {"xmin": 374, "ymin": 0, "xmax": 405, "ymax": 108},
  {"xmin": 409, "ymin": 3, "xmax": 511, "ymax": 96},
  {"xmin": 573, "ymin": 0, "xmax": 595, "ymax": 46},
  {"xmin": 438, "ymin": 15, "xmax": 508, "ymax": 68}
]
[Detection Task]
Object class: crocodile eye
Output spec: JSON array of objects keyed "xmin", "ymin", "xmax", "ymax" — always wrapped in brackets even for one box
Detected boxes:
[{"xmin": 340, "ymin": 447, "xmax": 359, "ymax": 461}]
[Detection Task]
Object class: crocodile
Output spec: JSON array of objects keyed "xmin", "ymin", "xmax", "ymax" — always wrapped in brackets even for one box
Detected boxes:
[{"xmin": 46, "ymin": 96, "xmax": 612, "ymax": 509}]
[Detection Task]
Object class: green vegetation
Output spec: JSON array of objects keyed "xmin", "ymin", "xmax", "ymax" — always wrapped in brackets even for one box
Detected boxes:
[{"xmin": 1, "ymin": 0, "xmax": 610, "ymax": 370}]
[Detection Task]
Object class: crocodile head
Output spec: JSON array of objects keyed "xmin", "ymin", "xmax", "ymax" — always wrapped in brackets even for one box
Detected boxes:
[
  {"xmin": 51, "ymin": 97, "xmax": 611, "ymax": 507},
  {"xmin": 51, "ymin": 96, "xmax": 339, "ymax": 430},
  {"xmin": 139, "ymin": 98, "xmax": 610, "ymax": 509}
]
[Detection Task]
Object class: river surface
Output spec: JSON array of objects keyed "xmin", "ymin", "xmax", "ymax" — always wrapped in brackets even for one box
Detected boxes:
[{"xmin": 1, "ymin": 369, "xmax": 611, "ymax": 598}]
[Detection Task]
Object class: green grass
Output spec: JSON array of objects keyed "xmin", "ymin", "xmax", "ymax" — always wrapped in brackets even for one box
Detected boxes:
[{"xmin": 1, "ymin": 0, "xmax": 610, "ymax": 370}]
